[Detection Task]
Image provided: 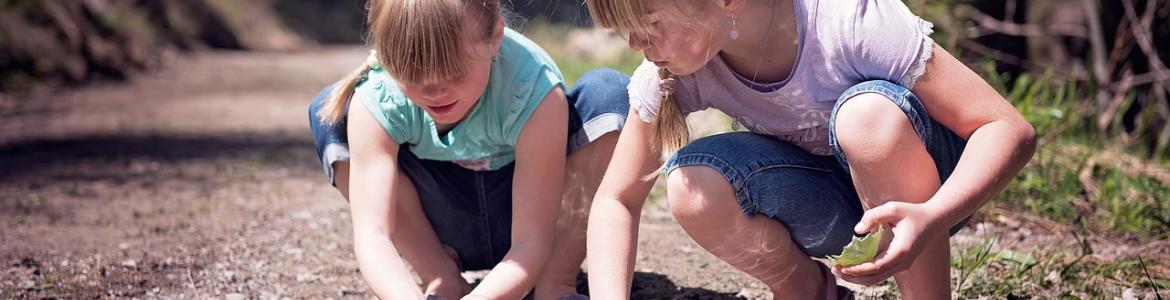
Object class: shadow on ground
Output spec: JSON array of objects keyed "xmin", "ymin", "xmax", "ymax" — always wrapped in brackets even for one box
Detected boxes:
[
  {"xmin": 0, "ymin": 133, "xmax": 314, "ymax": 180},
  {"xmin": 573, "ymin": 272, "xmax": 747, "ymax": 300}
]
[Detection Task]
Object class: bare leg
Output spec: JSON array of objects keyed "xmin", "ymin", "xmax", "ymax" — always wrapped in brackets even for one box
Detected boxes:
[
  {"xmin": 834, "ymin": 93, "xmax": 951, "ymax": 299},
  {"xmin": 667, "ymin": 166, "xmax": 826, "ymax": 299},
  {"xmin": 333, "ymin": 162, "xmax": 470, "ymax": 298},
  {"xmin": 533, "ymin": 133, "xmax": 620, "ymax": 299}
]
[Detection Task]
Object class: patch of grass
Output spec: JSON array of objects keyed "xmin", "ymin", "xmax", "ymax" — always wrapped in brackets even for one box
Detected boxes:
[
  {"xmin": 987, "ymin": 68, "xmax": 1170, "ymax": 240},
  {"xmin": 943, "ymin": 236, "xmax": 1169, "ymax": 298},
  {"xmin": 523, "ymin": 19, "xmax": 643, "ymax": 86}
]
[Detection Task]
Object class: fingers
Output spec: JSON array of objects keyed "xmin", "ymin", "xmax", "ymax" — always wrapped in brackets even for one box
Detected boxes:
[
  {"xmin": 855, "ymin": 202, "xmax": 904, "ymax": 234},
  {"xmin": 841, "ymin": 237, "xmax": 910, "ymax": 276},
  {"xmin": 835, "ymin": 267, "xmax": 900, "ymax": 286}
]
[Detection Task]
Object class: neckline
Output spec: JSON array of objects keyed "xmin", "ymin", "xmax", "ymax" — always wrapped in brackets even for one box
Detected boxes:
[{"xmin": 714, "ymin": 0, "xmax": 807, "ymax": 94}]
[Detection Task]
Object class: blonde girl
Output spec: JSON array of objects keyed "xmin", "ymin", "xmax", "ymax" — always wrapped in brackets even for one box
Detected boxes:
[
  {"xmin": 308, "ymin": 0, "xmax": 630, "ymax": 298},
  {"xmin": 584, "ymin": 0, "xmax": 1035, "ymax": 299}
]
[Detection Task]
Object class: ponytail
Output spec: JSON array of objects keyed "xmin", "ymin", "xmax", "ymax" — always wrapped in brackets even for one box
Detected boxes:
[
  {"xmin": 652, "ymin": 68, "xmax": 690, "ymax": 161},
  {"xmin": 318, "ymin": 62, "xmax": 373, "ymax": 125},
  {"xmin": 641, "ymin": 68, "xmax": 690, "ymax": 181}
]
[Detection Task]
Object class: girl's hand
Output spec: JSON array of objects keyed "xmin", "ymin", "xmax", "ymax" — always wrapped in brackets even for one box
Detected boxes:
[{"xmin": 833, "ymin": 201, "xmax": 947, "ymax": 286}]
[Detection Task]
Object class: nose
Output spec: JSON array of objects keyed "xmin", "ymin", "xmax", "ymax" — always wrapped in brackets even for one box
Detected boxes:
[
  {"xmin": 420, "ymin": 84, "xmax": 449, "ymax": 101},
  {"xmin": 628, "ymin": 34, "xmax": 650, "ymax": 51}
]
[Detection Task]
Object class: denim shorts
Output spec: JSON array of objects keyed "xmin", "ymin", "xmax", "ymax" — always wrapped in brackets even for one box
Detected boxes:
[
  {"xmin": 308, "ymin": 68, "xmax": 630, "ymax": 270},
  {"xmin": 663, "ymin": 80, "xmax": 968, "ymax": 257}
]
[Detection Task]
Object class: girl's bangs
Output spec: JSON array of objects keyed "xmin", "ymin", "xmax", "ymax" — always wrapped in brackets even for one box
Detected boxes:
[
  {"xmin": 587, "ymin": 0, "xmax": 654, "ymax": 36},
  {"xmin": 372, "ymin": 0, "xmax": 474, "ymax": 84}
]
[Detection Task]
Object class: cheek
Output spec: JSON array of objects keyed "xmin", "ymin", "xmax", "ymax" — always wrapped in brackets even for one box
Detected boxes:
[
  {"xmin": 456, "ymin": 68, "xmax": 492, "ymax": 101},
  {"xmin": 397, "ymin": 84, "xmax": 421, "ymax": 100},
  {"xmin": 662, "ymin": 36, "xmax": 709, "ymax": 66}
]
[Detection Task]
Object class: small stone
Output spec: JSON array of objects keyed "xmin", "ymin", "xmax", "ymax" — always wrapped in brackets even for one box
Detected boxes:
[
  {"xmin": 121, "ymin": 259, "xmax": 137, "ymax": 268},
  {"xmin": 1045, "ymin": 270, "xmax": 1061, "ymax": 284},
  {"xmin": 1121, "ymin": 288, "xmax": 1138, "ymax": 300},
  {"xmin": 225, "ymin": 293, "xmax": 247, "ymax": 300},
  {"xmin": 118, "ymin": 243, "xmax": 130, "ymax": 250}
]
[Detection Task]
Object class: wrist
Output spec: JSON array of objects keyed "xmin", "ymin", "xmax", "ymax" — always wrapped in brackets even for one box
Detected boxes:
[{"xmin": 921, "ymin": 198, "xmax": 957, "ymax": 235}]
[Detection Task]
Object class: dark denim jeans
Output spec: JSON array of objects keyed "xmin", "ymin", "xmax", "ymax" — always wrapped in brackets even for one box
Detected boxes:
[{"xmin": 308, "ymin": 68, "xmax": 630, "ymax": 270}]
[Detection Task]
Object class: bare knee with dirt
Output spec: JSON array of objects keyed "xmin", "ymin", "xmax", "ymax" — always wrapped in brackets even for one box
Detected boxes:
[{"xmin": 666, "ymin": 165, "xmax": 828, "ymax": 299}]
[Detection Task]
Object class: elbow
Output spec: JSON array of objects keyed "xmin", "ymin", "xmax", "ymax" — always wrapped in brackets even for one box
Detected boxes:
[
  {"xmin": 1013, "ymin": 118, "xmax": 1038, "ymax": 163},
  {"xmin": 597, "ymin": 193, "xmax": 644, "ymax": 215}
]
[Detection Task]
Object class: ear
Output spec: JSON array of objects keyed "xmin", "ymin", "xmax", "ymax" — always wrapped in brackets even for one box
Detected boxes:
[
  {"xmin": 717, "ymin": 0, "xmax": 747, "ymax": 17},
  {"xmin": 490, "ymin": 18, "xmax": 505, "ymax": 51}
]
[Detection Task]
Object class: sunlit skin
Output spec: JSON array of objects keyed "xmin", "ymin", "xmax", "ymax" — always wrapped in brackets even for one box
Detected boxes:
[
  {"xmin": 339, "ymin": 12, "xmax": 617, "ymax": 300},
  {"xmin": 587, "ymin": 0, "xmax": 1035, "ymax": 299},
  {"xmin": 395, "ymin": 31, "xmax": 497, "ymax": 132}
]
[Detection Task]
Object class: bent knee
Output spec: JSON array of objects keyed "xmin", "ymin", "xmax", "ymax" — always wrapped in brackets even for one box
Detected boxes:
[
  {"xmin": 666, "ymin": 165, "xmax": 735, "ymax": 220},
  {"xmin": 834, "ymin": 93, "xmax": 916, "ymax": 161}
]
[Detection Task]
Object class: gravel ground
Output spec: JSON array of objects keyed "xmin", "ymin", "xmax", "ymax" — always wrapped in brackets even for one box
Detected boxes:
[{"xmin": 2, "ymin": 47, "xmax": 1164, "ymax": 299}]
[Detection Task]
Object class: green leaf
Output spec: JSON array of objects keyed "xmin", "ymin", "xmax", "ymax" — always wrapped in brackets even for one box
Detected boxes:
[
  {"xmin": 997, "ymin": 250, "xmax": 1037, "ymax": 266},
  {"xmin": 829, "ymin": 225, "xmax": 884, "ymax": 267}
]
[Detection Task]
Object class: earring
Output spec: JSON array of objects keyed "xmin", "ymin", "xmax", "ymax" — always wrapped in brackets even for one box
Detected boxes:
[{"xmin": 729, "ymin": 15, "xmax": 739, "ymax": 40}]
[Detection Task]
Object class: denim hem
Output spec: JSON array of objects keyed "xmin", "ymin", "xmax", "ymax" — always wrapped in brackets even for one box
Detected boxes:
[
  {"xmin": 321, "ymin": 143, "xmax": 350, "ymax": 185},
  {"xmin": 569, "ymin": 112, "xmax": 626, "ymax": 152},
  {"xmin": 664, "ymin": 153, "xmax": 755, "ymax": 215},
  {"xmin": 829, "ymin": 80, "xmax": 930, "ymax": 173}
]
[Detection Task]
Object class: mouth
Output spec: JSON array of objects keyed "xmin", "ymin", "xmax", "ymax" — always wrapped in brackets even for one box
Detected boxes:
[
  {"xmin": 651, "ymin": 60, "xmax": 669, "ymax": 67},
  {"xmin": 426, "ymin": 101, "xmax": 458, "ymax": 114}
]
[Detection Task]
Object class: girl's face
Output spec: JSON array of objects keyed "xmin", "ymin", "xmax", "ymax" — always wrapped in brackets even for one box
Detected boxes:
[
  {"xmin": 628, "ymin": 1, "xmax": 730, "ymax": 76},
  {"xmin": 396, "ymin": 20, "xmax": 502, "ymax": 125}
]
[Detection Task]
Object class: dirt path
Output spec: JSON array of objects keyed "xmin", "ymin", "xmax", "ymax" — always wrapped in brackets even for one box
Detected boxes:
[
  {"xmin": 0, "ymin": 47, "xmax": 767, "ymax": 299},
  {"xmin": 2, "ymin": 48, "xmax": 1164, "ymax": 299}
]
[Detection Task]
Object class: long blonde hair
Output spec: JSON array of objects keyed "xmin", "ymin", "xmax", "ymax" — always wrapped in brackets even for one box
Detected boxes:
[
  {"xmin": 588, "ymin": 0, "xmax": 707, "ymax": 161},
  {"xmin": 653, "ymin": 68, "xmax": 689, "ymax": 161},
  {"xmin": 318, "ymin": 0, "xmax": 501, "ymax": 124}
]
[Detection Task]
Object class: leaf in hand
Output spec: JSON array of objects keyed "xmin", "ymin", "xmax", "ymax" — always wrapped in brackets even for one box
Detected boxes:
[{"xmin": 829, "ymin": 225, "xmax": 884, "ymax": 267}]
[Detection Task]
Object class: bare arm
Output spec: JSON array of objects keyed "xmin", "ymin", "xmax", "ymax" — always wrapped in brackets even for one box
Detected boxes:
[
  {"xmin": 585, "ymin": 108, "xmax": 662, "ymax": 299},
  {"xmin": 346, "ymin": 98, "xmax": 426, "ymax": 299},
  {"xmin": 910, "ymin": 43, "xmax": 1037, "ymax": 230},
  {"xmin": 466, "ymin": 88, "xmax": 569, "ymax": 299},
  {"xmin": 838, "ymin": 44, "xmax": 1038, "ymax": 283}
]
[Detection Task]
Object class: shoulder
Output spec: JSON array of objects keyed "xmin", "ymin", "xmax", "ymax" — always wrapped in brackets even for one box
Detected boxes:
[
  {"xmin": 491, "ymin": 28, "xmax": 566, "ymax": 106},
  {"xmin": 356, "ymin": 68, "xmax": 413, "ymax": 111},
  {"xmin": 497, "ymin": 28, "xmax": 564, "ymax": 81},
  {"xmin": 355, "ymin": 67, "xmax": 424, "ymax": 143},
  {"xmin": 806, "ymin": 0, "xmax": 929, "ymax": 45},
  {"xmin": 627, "ymin": 60, "xmax": 662, "ymax": 122}
]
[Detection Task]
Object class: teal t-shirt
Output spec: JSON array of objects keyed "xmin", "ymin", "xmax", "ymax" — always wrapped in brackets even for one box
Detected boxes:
[{"xmin": 355, "ymin": 28, "xmax": 565, "ymax": 171}]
